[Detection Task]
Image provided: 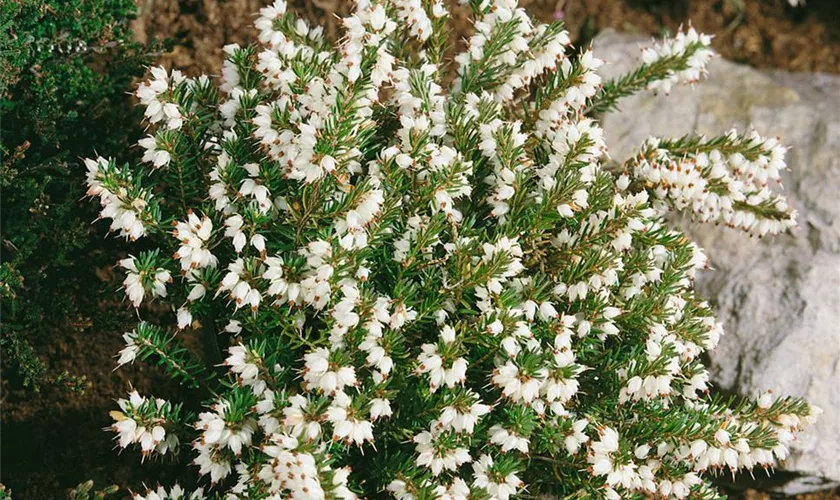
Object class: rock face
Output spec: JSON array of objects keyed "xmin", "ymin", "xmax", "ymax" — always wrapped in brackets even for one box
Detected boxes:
[{"xmin": 594, "ymin": 30, "xmax": 840, "ymax": 495}]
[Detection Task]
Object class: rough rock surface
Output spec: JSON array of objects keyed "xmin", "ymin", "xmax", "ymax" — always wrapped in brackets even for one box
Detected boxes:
[{"xmin": 594, "ymin": 30, "xmax": 840, "ymax": 495}]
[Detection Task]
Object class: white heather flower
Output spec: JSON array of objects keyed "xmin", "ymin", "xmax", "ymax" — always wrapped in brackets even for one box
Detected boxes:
[
  {"xmin": 641, "ymin": 26, "xmax": 714, "ymax": 95},
  {"xmin": 359, "ymin": 320, "xmax": 394, "ymax": 377},
  {"xmin": 392, "ymin": 0, "xmax": 433, "ymax": 42},
  {"xmin": 332, "ymin": 466, "xmax": 357, "ymax": 500},
  {"xmin": 534, "ymin": 62, "xmax": 603, "ymax": 139},
  {"xmin": 193, "ymin": 441, "xmax": 232, "ymax": 484},
  {"xmin": 282, "ymin": 394, "xmax": 323, "ymax": 441},
  {"xmin": 491, "ymin": 361, "xmax": 545, "ymax": 403},
  {"xmin": 139, "ymin": 135, "xmax": 171, "ymax": 168},
  {"xmin": 224, "ymin": 320, "xmax": 242, "ymax": 335},
  {"xmin": 239, "ymin": 163, "xmax": 272, "ymax": 214},
  {"xmin": 120, "ymin": 256, "xmax": 170, "ymax": 307},
  {"xmin": 386, "ymin": 480, "xmax": 414, "ymax": 500},
  {"xmin": 438, "ymin": 394, "xmax": 491, "ymax": 434},
  {"xmin": 84, "ymin": 156, "xmax": 109, "ymax": 197},
  {"xmin": 480, "ymin": 120, "xmax": 527, "ymax": 221},
  {"xmin": 131, "ymin": 485, "xmax": 204, "ymax": 500},
  {"xmin": 218, "ymin": 258, "xmax": 262, "ymax": 311},
  {"xmin": 224, "ymin": 215, "xmax": 247, "ymax": 253},
  {"xmin": 389, "ymin": 300, "xmax": 417, "ymax": 330},
  {"xmin": 220, "ymin": 44, "xmax": 242, "ymax": 93},
  {"xmin": 209, "ymin": 152, "xmax": 236, "ymax": 212},
  {"xmin": 303, "ymin": 347, "xmax": 357, "ymax": 394},
  {"xmin": 416, "ymin": 341, "xmax": 468, "ymax": 392},
  {"xmin": 220, "ymin": 87, "xmax": 257, "ymax": 127},
  {"xmin": 259, "ymin": 434, "xmax": 331, "ymax": 497},
  {"xmin": 335, "ymin": 189, "xmax": 384, "ymax": 250},
  {"xmin": 255, "ymin": 390, "xmax": 278, "ymax": 435},
  {"xmin": 330, "ymin": 285, "xmax": 362, "ymax": 347},
  {"xmin": 136, "ymin": 66, "xmax": 185, "ymax": 130},
  {"xmin": 369, "ymin": 398, "xmax": 392, "ymax": 420},
  {"xmin": 110, "ymin": 390, "xmax": 179, "ymax": 459},
  {"xmin": 84, "ymin": 157, "xmax": 151, "ymax": 240},
  {"xmin": 393, "ymin": 215, "xmax": 426, "ymax": 263},
  {"xmin": 631, "ymin": 132, "xmax": 796, "ymax": 236},
  {"xmin": 176, "ymin": 307, "xmax": 192, "ymax": 330},
  {"xmin": 489, "ymin": 425, "xmax": 529, "ymax": 453},
  {"xmin": 195, "ymin": 400, "xmax": 256, "ymax": 457},
  {"xmin": 714, "ymin": 428, "xmax": 731, "ymax": 446},
  {"xmin": 255, "ymin": 1, "xmax": 289, "ymax": 47},
  {"xmin": 564, "ymin": 418, "xmax": 590, "ymax": 454},
  {"xmin": 263, "ymin": 255, "xmax": 299, "ymax": 308},
  {"xmin": 326, "ymin": 391, "xmax": 374, "ymax": 446},
  {"xmin": 472, "ymin": 454, "xmax": 522, "ymax": 500},
  {"xmin": 187, "ymin": 282, "xmax": 206, "ymax": 302},
  {"xmin": 224, "ymin": 344, "xmax": 264, "ymax": 393},
  {"xmin": 298, "ymin": 239, "xmax": 335, "ymax": 310},
  {"xmin": 173, "ymin": 212, "xmax": 217, "ymax": 270},
  {"xmin": 588, "ymin": 426, "xmax": 626, "ymax": 483},
  {"xmin": 435, "ymin": 477, "xmax": 471, "ymax": 500},
  {"xmin": 116, "ymin": 329, "xmax": 140, "ymax": 366},
  {"xmin": 414, "ymin": 425, "xmax": 472, "ymax": 476}
]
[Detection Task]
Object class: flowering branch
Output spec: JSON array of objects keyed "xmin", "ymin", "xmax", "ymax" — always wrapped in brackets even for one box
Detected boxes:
[
  {"xmin": 586, "ymin": 27, "xmax": 714, "ymax": 116},
  {"xmin": 619, "ymin": 130, "xmax": 796, "ymax": 236},
  {"xmin": 84, "ymin": 1, "xmax": 816, "ymax": 498},
  {"xmin": 117, "ymin": 323, "xmax": 207, "ymax": 388}
]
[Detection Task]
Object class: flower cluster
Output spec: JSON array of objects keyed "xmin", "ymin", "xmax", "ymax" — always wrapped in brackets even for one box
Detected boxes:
[
  {"xmin": 89, "ymin": 1, "xmax": 817, "ymax": 499},
  {"xmin": 130, "ymin": 484, "xmax": 205, "ymax": 500},
  {"xmin": 84, "ymin": 157, "xmax": 153, "ymax": 241},
  {"xmin": 120, "ymin": 253, "xmax": 171, "ymax": 307},
  {"xmin": 640, "ymin": 27, "xmax": 714, "ymax": 95},
  {"xmin": 109, "ymin": 390, "xmax": 182, "ymax": 459},
  {"xmin": 623, "ymin": 130, "xmax": 797, "ymax": 236},
  {"xmin": 136, "ymin": 66, "xmax": 185, "ymax": 130}
]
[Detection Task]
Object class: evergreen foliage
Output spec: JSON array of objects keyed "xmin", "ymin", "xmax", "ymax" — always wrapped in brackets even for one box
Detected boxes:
[
  {"xmin": 0, "ymin": 0, "xmax": 151, "ymax": 388},
  {"xmin": 85, "ymin": 0, "xmax": 817, "ymax": 498}
]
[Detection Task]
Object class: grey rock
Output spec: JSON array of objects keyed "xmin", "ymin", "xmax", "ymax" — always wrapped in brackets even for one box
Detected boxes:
[{"xmin": 594, "ymin": 29, "xmax": 840, "ymax": 495}]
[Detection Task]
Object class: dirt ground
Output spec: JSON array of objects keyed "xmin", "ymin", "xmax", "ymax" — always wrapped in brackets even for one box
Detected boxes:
[
  {"xmin": 130, "ymin": 0, "xmax": 840, "ymax": 76},
  {"xmin": 2, "ymin": 0, "xmax": 840, "ymax": 498}
]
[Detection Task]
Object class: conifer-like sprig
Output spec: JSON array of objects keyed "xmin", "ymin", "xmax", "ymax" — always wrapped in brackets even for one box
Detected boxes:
[
  {"xmin": 586, "ymin": 26, "xmax": 715, "ymax": 116},
  {"xmin": 117, "ymin": 322, "xmax": 208, "ymax": 388}
]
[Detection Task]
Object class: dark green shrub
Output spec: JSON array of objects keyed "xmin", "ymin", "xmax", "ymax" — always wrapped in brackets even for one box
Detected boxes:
[{"xmin": 0, "ymin": 0, "xmax": 151, "ymax": 389}]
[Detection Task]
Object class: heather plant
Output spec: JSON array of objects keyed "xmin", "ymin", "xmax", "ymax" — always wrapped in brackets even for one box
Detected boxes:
[
  {"xmin": 1, "ymin": 0, "xmax": 150, "ymax": 389},
  {"xmin": 86, "ymin": 0, "xmax": 819, "ymax": 498}
]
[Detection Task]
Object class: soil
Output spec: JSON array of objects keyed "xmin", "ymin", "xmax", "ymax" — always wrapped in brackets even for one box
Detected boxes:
[
  {"xmin": 2, "ymin": 0, "xmax": 839, "ymax": 499},
  {"xmin": 129, "ymin": 0, "xmax": 840, "ymax": 76}
]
